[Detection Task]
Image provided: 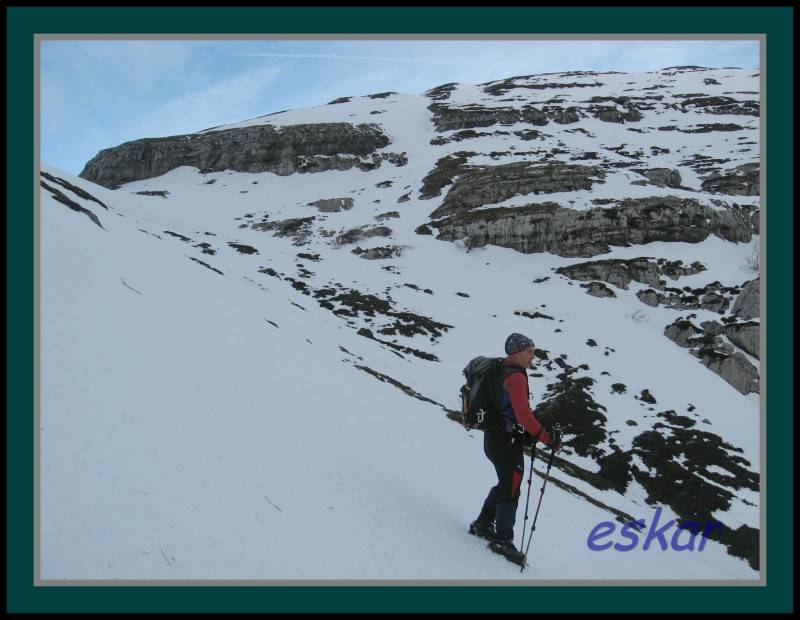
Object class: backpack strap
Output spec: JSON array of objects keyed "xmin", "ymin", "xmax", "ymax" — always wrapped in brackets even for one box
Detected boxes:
[
  {"xmin": 496, "ymin": 364, "xmax": 528, "ymax": 397},
  {"xmin": 493, "ymin": 364, "xmax": 530, "ymax": 436}
]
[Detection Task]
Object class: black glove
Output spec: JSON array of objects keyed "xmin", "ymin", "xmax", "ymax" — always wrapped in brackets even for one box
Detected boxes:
[{"xmin": 550, "ymin": 428, "xmax": 563, "ymax": 452}]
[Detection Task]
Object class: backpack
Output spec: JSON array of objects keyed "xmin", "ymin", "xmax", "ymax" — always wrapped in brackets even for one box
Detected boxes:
[{"xmin": 459, "ymin": 356, "xmax": 505, "ymax": 431}]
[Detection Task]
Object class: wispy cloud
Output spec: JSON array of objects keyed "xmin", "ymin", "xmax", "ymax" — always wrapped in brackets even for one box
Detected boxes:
[
  {"xmin": 132, "ymin": 64, "xmax": 285, "ymax": 138},
  {"xmin": 229, "ymin": 52, "xmax": 455, "ymax": 65}
]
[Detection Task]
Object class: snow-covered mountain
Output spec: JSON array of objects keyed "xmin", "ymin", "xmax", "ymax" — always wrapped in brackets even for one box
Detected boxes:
[{"xmin": 40, "ymin": 65, "xmax": 761, "ymax": 581}]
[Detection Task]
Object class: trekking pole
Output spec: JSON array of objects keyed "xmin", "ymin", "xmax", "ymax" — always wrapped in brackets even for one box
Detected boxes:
[
  {"xmin": 520, "ymin": 426, "xmax": 561, "ymax": 573},
  {"xmin": 518, "ymin": 437, "xmax": 537, "ymax": 561}
]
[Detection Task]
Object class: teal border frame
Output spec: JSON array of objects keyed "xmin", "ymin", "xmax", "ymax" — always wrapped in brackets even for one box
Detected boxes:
[{"xmin": 8, "ymin": 6, "xmax": 793, "ymax": 613}]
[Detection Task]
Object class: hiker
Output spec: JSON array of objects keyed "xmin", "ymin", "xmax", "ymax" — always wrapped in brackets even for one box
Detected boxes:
[{"xmin": 469, "ymin": 332, "xmax": 561, "ymax": 562}]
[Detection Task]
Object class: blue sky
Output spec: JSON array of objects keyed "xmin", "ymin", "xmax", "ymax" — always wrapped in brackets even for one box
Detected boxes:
[{"xmin": 40, "ymin": 39, "xmax": 759, "ymax": 175}]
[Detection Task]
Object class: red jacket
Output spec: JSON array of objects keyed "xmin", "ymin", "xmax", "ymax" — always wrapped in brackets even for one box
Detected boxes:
[{"xmin": 501, "ymin": 363, "xmax": 553, "ymax": 446}]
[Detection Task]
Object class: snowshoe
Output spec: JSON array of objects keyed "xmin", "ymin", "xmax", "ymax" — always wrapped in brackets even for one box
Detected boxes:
[
  {"xmin": 488, "ymin": 538, "xmax": 527, "ymax": 566},
  {"xmin": 468, "ymin": 519, "xmax": 496, "ymax": 540}
]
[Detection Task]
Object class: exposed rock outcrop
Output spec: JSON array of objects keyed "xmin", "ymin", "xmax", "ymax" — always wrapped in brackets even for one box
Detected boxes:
[
  {"xmin": 559, "ymin": 258, "xmax": 661, "ymax": 289},
  {"xmin": 308, "ymin": 197, "xmax": 354, "ymax": 213},
  {"xmin": 480, "ymin": 76, "xmax": 604, "ymax": 96},
  {"xmin": 80, "ymin": 123, "xmax": 394, "ymax": 188},
  {"xmin": 695, "ymin": 350, "xmax": 759, "ymax": 395},
  {"xmin": 430, "ymin": 162, "xmax": 606, "ymax": 218},
  {"xmin": 556, "ymin": 257, "xmax": 702, "ymax": 290},
  {"xmin": 664, "ymin": 319, "xmax": 705, "ymax": 348},
  {"xmin": 430, "ymin": 129, "xmax": 510, "ymax": 146},
  {"xmin": 427, "ymin": 103, "xmax": 581, "ymax": 132},
  {"xmin": 335, "ymin": 225, "xmax": 393, "ymax": 246},
  {"xmin": 664, "ymin": 318, "xmax": 759, "ymax": 394},
  {"xmin": 731, "ymin": 278, "xmax": 760, "ymax": 319},
  {"xmin": 423, "ymin": 82, "xmax": 458, "ymax": 101},
  {"xmin": 632, "ymin": 167, "xmax": 683, "ymax": 188},
  {"xmin": 428, "ymin": 196, "xmax": 755, "ymax": 258},
  {"xmin": 724, "ymin": 321, "xmax": 760, "ymax": 358},
  {"xmin": 637, "ymin": 281, "xmax": 739, "ymax": 313},
  {"xmin": 428, "ymin": 103, "xmax": 521, "ymax": 132},
  {"xmin": 701, "ymin": 162, "xmax": 759, "ymax": 196},
  {"xmin": 581, "ymin": 282, "xmax": 616, "ymax": 297},
  {"xmin": 700, "ymin": 320, "xmax": 725, "ymax": 336},
  {"xmin": 249, "ymin": 215, "xmax": 316, "ymax": 246},
  {"xmin": 592, "ymin": 105, "xmax": 642, "ymax": 123},
  {"xmin": 679, "ymin": 95, "xmax": 759, "ymax": 117},
  {"xmin": 419, "ymin": 152, "xmax": 477, "ymax": 200},
  {"xmin": 352, "ymin": 245, "xmax": 405, "ymax": 260}
]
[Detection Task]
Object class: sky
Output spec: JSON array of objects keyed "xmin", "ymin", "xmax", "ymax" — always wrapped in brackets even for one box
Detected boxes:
[{"xmin": 40, "ymin": 38, "xmax": 760, "ymax": 175}]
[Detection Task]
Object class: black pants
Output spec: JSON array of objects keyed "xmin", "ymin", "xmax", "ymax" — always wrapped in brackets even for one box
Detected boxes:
[{"xmin": 476, "ymin": 430, "xmax": 525, "ymax": 539}]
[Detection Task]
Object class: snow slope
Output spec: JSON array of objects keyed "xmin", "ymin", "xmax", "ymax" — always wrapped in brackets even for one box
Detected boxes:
[{"xmin": 40, "ymin": 66, "xmax": 761, "ymax": 581}]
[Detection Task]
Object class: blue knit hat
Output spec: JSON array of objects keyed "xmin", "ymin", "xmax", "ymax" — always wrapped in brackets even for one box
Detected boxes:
[{"xmin": 505, "ymin": 332, "xmax": 535, "ymax": 355}]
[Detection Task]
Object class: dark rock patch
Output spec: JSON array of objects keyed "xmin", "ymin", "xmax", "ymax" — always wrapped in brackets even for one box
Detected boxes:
[
  {"xmin": 351, "ymin": 245, "xmax": 405, "ymax": 260},
  {"xmin": 581, "ymin": 281, "xmax": 616, "ymax": 298},
  {"xmin": 354, "ymin": 365, "xmax": 446, "ymax": 413},
  {"xmin": 41, "ymin": 180, "xmax": 105, "ymax": 229},
  {"xmin": 629, "ymin": 424, "xmax": 759, "ymax": 569},
  {"xmin": 430, "ymin": 129, "xmax": 511, "ymax": 146},
  {"xmin": 424, "ymin": 82, "xmax": 458, "ymax": 101},
  {"xmin": 188, "ymin": 257, "xmax": 224, "ymax": 275},
  {"xmin": 481, "ymin": 77, "xmax": 604, "ymax": 97},
  {"xmin": 41, "ymin": 172, "xmax": 109, "ymax": 209},
  {"xmin": 228, "ymin": 242, "xmax": 258, "ymax": 255},
  {"xmin": 639, "ymin": 389, "xmax": 657, "ymax": 404},
  {"xmin": 356, "ymin": 329, "xmax": 438, "ymax": 362},
  {"xmin": 250, "ymin": 216, "xmax": 316, "ymax": 246},
  {"xmin": 514, "ymin": 310, "xmax": 555, "ymax": 321},
  {"xmin": 419, "ymin": 151, "xmax": 477, "ymax": 200},
  {"xmin": 194, "ymin": 242, "xmax": 216, "ymax": 255},
  {"xmin": 535, "ymin": 373, "xmax": 608, "ymax": 458},
  {"xmin": 164, "ymin": 230, "xmax": 192, "ymax": 242}
]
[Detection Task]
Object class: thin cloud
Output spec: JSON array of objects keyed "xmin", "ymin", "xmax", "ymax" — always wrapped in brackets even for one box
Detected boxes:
[
  {"xmin": 229, "ymin": 52, "xmax": 454, "ymax": 65},
  {"xmin": 132, "ymin": 64, "xmax": 285, "ymax": 138}
]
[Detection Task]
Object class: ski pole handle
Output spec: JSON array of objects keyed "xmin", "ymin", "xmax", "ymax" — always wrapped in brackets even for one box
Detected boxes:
[{"xmin": 550, "ymin": 425, "xmax": 562, "ymax": 452}]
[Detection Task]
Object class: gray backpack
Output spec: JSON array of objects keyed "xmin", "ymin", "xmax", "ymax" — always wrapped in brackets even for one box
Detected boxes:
[{"xmin": 459, "ymin": 356, "xmax": 504, "ymax": 430}]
